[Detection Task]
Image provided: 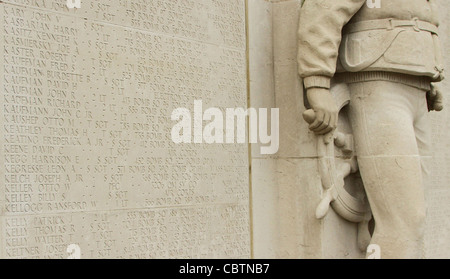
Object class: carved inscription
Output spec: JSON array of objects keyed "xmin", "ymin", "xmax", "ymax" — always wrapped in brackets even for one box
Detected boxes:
[
  {"xmin": 3, "ymin": 0, "xmax": 246, "ymax": 48},
  {"xmin": 0, "ymin": 1, "xmax": 249, "ymax": 259}
]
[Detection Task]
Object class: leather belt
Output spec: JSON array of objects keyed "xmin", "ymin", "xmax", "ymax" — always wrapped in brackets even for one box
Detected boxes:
[{"xmin": 344, "ymin": 18, "xmax": 439, "ymax": 35}]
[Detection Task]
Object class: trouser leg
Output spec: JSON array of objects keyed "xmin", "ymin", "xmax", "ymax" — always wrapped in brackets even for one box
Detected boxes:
[{"xmin": 348, "ymin": 81, "xmax": 428, "ymax": 259}]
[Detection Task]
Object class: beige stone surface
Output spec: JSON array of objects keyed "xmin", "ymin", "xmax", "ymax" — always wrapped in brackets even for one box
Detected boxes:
[
  {"xmin": 424, "ymin": 0, "xmax": 450, "ymax": 259},
  {"xmin": 0, "ymin": 0, "xmax": 449, "ymax": 259},
  {"xmin": 248, "ymin": 0, "xmax": 275, "ymax": 158},
  {"xmin": 252, "ymin": 158, "xmax": 323, "ymax": 259},
  {"xmin": 273, "ymin": 0, "xmax": 317, "ymax": 159},
  {"xmin": 252, "ymin": 0, "xmax": 450, "ymax": 259},
  {"xmin": 251, "ymin": 0, "xmax": 366, "ymax": 259},
  {"xmin": 251, "ymin": 158, "xmax": 278, "ymax": 258},
  {"xmin": 0, "ymin": 0, "xmax": 250, "ymax": 259}
]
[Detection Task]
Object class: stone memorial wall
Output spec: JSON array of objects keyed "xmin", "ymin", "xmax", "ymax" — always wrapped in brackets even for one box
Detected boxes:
[
  {"xmin": 0, "ymin": 0, "xmax": 250, "ymax": 259},
  {"xmin": 0, "ymin": 0, "xmax": 449, "ymax": 259},
  {"xmin": 424, "ymin": 0, "xmax": 450, "ymax": 259},
  {"xmin": 250, "ymin": 0, "xmax": 450, "ymax": 259}
]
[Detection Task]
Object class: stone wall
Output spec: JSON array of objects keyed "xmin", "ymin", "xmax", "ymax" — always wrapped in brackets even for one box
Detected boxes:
[
  {"xmin": 250, "ymin": 0, "xmax": 450, "ymax": 259},
  {"xmin": 0, "ymin": 0, "xmax": 250, "ymax": 259},
  {"xmin": 250, "ymin": 0, "xmax": 363, "ymax": 259},
  {"xmin": 0, "ymin": 0, "xmax": 448, "ymax": 259},
  {"xmin": 424, "ymin": 0, "xmax": 450, "ymax": 259}
]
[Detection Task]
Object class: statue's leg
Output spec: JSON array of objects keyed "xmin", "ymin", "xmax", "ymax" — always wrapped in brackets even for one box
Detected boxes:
[
  {"xmin": 413, "ymin": 97, "xmax": 432, "ymax": 190},
  {"xmin": 347, "ymin": 80, "xmax": 428, "ymax": 259}
]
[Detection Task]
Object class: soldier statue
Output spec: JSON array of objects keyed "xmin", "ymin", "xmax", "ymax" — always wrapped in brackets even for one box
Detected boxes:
[{"xmin": 298, "ymin": 0, "xmax": 444, "ymax": 258}]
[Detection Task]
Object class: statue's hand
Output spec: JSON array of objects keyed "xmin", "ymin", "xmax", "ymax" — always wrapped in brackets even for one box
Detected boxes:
[
  {"xmin": 305, "ymin": 88, "xmax": 338, "ymax": 135},
  {"xmin": 427, "ymin": 84, "xmax": 444, "ymax": 112}
]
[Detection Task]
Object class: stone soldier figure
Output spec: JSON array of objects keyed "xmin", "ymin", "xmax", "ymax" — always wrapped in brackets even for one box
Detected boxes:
[{"xmin": 298, "ymin": 0, "xmax": 444, "ymax": 258}]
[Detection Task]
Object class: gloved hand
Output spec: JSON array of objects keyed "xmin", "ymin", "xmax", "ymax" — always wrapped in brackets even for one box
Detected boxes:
[
  {"xmin": 427, "ymin": 83, "xmax": 444, "ymax": 112},
  {"xmin": 304, "ymin": 88, "xmax": 338, "ymax": 135}
]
